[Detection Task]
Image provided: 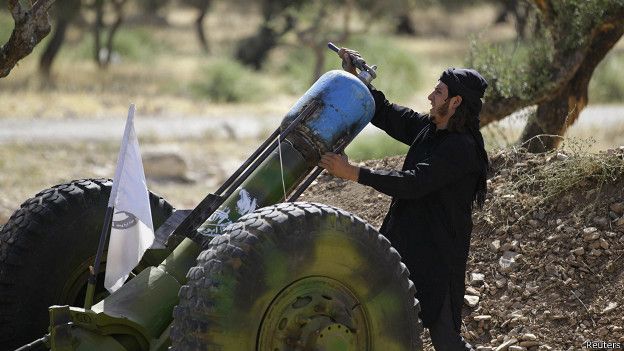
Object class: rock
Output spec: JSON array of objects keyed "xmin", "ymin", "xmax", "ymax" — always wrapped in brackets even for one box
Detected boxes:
[
  {"xmin": 592, "ymin": 216, "xmax": 610, "ymax": 228},
  {"xmin": 499, "ymin": 251, "xmax": 522, "ymax": 273},
  {"xmin": 143, "ymin": 149, "xmax": 192, "ymax": 182},
  {"xmin": 474, "ymin": 315, "xmax": 492, "ymax": 321},
  {"xmin": 466, "ymin": 286, "xmax": 481, "ymax": 296},
  {"xmin": 477, "ymin": 347, "xmax": 493, "ymax": 351},
  {"xmin": 602, "ymin": 302, "xmax": 617, "ymax": 314},
  {"xmin": 582, "ymin": 228, "xmax": 600, "ymax": 241},
  {"xmin": 464, "ymin": 295, "xmax": 480, "ymax": 307},
  {"xmin": 528, "ymin": 219, "xmax": 540, "ymax": 228},
  {"xmin": 496, "ymin": 278, "xmax": 508, "ymax": 288},
  {"xmin": 570, "ymin": 247, "xmax": 584, "ymax": 255},
  {"xmin": 495, "ymin": 338, "xmax": 518, "ymax": 351},
  {"xmin": 556, "ymin": 152, "xmax": 568, "ymax": 161},
  {"xmin": 589, "ymin": 248, "xmax": 602, "ymax": 257},
  {"xmin": 610, "ymin": 202, "xmax": 624, "ymax": 215},
  {"xmin": 521, "ymin": 333, "xmax": 538, "ymax": 341},
  {"xmin": 470, "ymin": 272, "xmax": 486, "ymax": 285},
  {"xmin": 616, "ymin": 216, "xmax": 624, "ymax": 228},
  {"xmin": 490, "ymin": 239, "xmax": 501, "ymax": 252},
  {"xmin": 599, "ymin": 238, "xmax": 609, "ymax": 250},
  {"xmin": 509, "ymin": 346, "xmax": 527, "ymax": 351}
]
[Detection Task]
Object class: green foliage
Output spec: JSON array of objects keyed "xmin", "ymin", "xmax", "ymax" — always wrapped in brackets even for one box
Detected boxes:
[
  {"xmin": 589, "ymin": 50, "xmax": 624, "ymax": 104},
  {"xmin": 346, "ymin": 132, "xmax": 409, "ymax": 161},
  {"xmin": 191, "ymin": 59, "xmax": 268, "ymax": 102},
  {"xmin": 467, "ymin": 32, "xmax": 554, "ymax": 101},
  {"xmin": 64, "ymin": 28, "xmax": 163, "ymax": 62},
  {"xmin": 279, "ymin": 35, "xmax": 422, "ymax": 101},
  {"xmin": 0, "ymin": 11, "xmax": 11, "ymax": 44},
  {"xmin": 110, "ymin": 28, "xmax": 164, "ymax": 62},
  {"xmin": 550, "ymin": 0, "xmax": 620, "ymax": 52}
]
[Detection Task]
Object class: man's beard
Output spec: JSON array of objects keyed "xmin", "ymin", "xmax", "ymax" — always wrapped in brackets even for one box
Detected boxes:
[{"xmin": 429, "ymin": 99, "xmax": 451, "ymax": 122}]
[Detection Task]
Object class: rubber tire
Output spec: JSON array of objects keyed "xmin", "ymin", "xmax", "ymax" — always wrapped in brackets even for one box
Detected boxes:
[
  {"xmin": 170, "ymin": 202, "xmax": 423, "ymax": 351},
  {"xmin": 0, "ymin": 178, "xmax": 173, "ymax": 350}
]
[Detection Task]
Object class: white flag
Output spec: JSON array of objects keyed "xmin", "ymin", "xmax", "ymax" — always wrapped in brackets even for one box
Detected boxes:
[{"xmin": 104, "ymin": 104, "xmax": 154, "ymax": 293}]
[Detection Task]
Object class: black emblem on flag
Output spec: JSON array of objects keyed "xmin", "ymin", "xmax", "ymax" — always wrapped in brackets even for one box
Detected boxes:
[{"xmin": 112, "ymin": 210, "xmax": 138, "ymax": 229}]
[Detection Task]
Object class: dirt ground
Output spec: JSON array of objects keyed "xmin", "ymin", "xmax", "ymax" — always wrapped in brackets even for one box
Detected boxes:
[{"xmin": 302, "ymin": 148, "xmax": 624, "ymax": 351}]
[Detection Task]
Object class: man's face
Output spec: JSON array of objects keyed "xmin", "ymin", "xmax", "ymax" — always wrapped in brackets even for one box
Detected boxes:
[{"xmin": 427, "ymin": 81, "xmax": 460, "ymax": 129}]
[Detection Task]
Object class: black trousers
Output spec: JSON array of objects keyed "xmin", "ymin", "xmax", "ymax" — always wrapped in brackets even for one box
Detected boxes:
[{"xmin": 429, "ymin": 291, "xmax": 474, "ymax": 351}]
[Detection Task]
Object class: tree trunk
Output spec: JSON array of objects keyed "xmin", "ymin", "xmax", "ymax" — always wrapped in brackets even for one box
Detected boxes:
[
  {"xmin": 195, "ymin": 0, "xmax": 210, "ymax": 53},
  {"xmin": 93, "ymin": 0, "xmax": 104, "ymax": 67},
  {"xmin": 519, "ymin": 20, "xmax": 624, "ymax": 152},
  {"xmin": 0, "ymin": 0, "xmax": 55, "ymax": 78},
  {"xmin": 39, "ymin": 0, "xmax": 81, "ymax": 78}
]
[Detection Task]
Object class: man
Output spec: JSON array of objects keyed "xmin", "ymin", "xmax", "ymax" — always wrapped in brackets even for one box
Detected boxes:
[{"xmin": 319, "ymin": 48, "xmax": 489, "ymax": 351}]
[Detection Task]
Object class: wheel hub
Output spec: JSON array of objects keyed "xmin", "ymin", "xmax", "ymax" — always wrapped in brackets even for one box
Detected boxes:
[{"xmin": 257, "ymin": 276, "xmax": 369, "ymax": 351}]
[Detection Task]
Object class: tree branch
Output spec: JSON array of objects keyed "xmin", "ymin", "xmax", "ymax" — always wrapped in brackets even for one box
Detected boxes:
[{"xmin": 0, "ymin": 0, "xmax": 55, "ymax": 78}]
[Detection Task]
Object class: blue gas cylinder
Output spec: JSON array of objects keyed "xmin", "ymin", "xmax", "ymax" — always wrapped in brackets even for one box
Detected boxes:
[{"xmin": 282, "ymin": 70, "xmax": 375, "ymax": 161}]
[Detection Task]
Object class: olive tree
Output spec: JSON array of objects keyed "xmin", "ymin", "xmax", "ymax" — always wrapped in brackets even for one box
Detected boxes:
[
  {"xmin": 0, "ymin": 0, "xmax": 55, "ymax": 78},
  {"xmin": 473, "ymin": 0, "xmax": 624, "ymax": 152}
]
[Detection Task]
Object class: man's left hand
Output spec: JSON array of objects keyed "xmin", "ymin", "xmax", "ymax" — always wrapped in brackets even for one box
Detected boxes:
[{"xmin": 318, "ymin": 152, "xmax": 359, "ymax": 181}]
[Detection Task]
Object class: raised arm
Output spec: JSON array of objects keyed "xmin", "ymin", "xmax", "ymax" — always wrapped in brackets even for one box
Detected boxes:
[{"xmin": 369, "ymin": 88, "xmax": 430, "ymax": 145}]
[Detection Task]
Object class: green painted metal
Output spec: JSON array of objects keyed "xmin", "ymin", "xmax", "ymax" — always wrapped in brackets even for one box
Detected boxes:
[
  {"xmin": 257, "ymin": 276, "xmax": 368, "ymax": 350},
  {"xmin": 48, "ymin": 71, "xmax": 376, "ymax": 350},
  {"xmin": 197, "ymin": 141, "xmax": 309, "ymax": 237}
]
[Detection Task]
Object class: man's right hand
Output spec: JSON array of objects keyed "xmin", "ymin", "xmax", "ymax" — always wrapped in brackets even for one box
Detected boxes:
[{"xmin": 337, "ymin": 47, "xmax": 361, "ymax": 76}]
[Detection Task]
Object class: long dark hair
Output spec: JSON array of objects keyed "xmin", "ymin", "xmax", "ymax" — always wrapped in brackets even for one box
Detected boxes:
[
  {"xmin": 447, "ymin": 90, "xmax": 489, "ymax": 208},
  {"xmin": 446, "ymin": 102, "xmax": 470, "ymax": 133}
]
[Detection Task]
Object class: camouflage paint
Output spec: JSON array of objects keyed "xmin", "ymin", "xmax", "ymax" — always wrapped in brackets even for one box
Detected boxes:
[{"xmin": 49, "ymin": 70, "xmax": 376, "ymax": 350}]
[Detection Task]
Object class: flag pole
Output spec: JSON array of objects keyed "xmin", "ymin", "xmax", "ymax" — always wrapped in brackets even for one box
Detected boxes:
[
  {"xmin": 84, "ymin": 206, "xmax": 114, "ymax": 309},
  {"xmin": 84, "ymin": 104, "xmax": 136, "ymax": 309}
]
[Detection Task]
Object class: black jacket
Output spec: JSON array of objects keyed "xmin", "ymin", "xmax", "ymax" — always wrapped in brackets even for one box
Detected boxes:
[{"xmin": 358, "ymin": 89, "xmax": 481, "ymax": 330}]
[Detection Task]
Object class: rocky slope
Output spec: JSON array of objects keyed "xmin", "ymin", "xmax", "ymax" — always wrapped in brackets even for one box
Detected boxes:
[{"xmin": 301, "ymin": 147, "xmax": 624, "ymax": 350}]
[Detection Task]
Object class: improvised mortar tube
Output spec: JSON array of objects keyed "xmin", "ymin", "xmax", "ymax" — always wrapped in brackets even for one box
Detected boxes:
[{"xmin": 51, "ymin": 70, "xmax": 375, "ymax": 350}]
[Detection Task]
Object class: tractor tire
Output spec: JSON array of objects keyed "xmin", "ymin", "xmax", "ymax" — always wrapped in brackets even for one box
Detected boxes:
[
  {"xmin": 0, "ymin": 178, "xmax": 173, "ymax": 350},
  {"xmin": 171, "ymin": 202, "xmax": 422, "ymax": 351}
]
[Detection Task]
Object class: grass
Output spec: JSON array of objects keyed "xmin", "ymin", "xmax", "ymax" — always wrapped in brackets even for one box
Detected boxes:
[
  {"xmin": 512, "ymin": 138, "xmax": 624, "ymax": 207},
  {"xmin": 190, "ymin": 59, "xmax": 269, "ymax": 102}
]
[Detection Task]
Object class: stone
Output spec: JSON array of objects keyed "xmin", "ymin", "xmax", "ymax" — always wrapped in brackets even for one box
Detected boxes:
[
  {"xmin": 470, "ymin": 272, "xmax": 486, "ymax": 285},
  {"xmin": 610, "ymin": 202, "xmax": 624, "ymax": 215},
  {"xmin": 616, "ymin": 216, "xmax": 624, "ymax": 228},
  {"xmin": 521, "ymin": 333, "xmax": 538, "ymax": 341},
  {"xmin": 495, "ymin": 338, "xmax": 518, "ymax": 351},
  {"xmin": 589, "ymin": 249, "xmax": 602, "ymax": 256},
  {"xmin": 464, "ymin": 295, "xmax": 480, "ymax": 307},
  {"xmin": 490, "ymin": 239, "xmax": 501, "ymax": 252},
  {"xmin": 599, "ymin": 238, "xmax": 609, "ymax": 250},
  {"xmin": 602, "ymin": 302, "xmax": 617, "ymax": 314},
  {"xmin": 499, "ymin": 251, "xmax": 522, "ymax": 273},
  {"xmin": 466, "ymin": 286, "xmax": 481, "ymax": 296},
  {"xmin": 496, "ymin": 278, "xmax": 507, "ymax": 288},
  {"xmin": 509, "ymin": 346, "xmax": 527, "ymax": 351},
  {"xmin": 528, "ymin": 219, "xmax": 540, "ymax": 228},
  {"xmin": 582, "ymin": 228, "xmax": 600, "ymax": 241},
  {"xmin": 474, "ymin": 315, "xmax": 492, "ymax": 321},
  {"xmin": 477, "ymin": 347, "xmax": 493, "ymax": 351},
  {"xmin": 593, "ymin": 216, "xmax": 610, "ymax": 228},
  {"xmin": 570, "ymin": 247, "xmax": 584, "ymax": 255},
  {"xmin": 143, "ymin": 149, "xmax": 192, "ymax": 182},
  {"xmin": 556, "ymin": 152, "xmax": 568, "ymax": 161}
]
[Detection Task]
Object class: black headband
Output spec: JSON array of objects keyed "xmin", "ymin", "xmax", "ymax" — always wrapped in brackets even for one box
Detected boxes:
[{"xmin": 439, "ymin": 68, "xmax": 488, "ymax": 101}]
